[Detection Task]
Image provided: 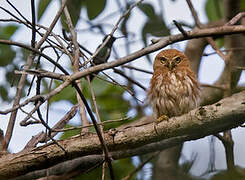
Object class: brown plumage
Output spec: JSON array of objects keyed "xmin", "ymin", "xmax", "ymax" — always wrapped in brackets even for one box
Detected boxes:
[{"xmin": 147, "ymin": 49, "xmax": 200, "ymax": 119}]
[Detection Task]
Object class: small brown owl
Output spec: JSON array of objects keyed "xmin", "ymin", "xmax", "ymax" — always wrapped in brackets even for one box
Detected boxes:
[{"xmin": 148, "ymin": 49, "xmax": 200, "ymax": 119}]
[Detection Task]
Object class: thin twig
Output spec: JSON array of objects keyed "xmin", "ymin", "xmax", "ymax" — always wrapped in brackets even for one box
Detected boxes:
[
  {"xmin": 113, "ymin": 68, "xmax": 146, "ymax": 91},
  {"xmin": 203, "ymin": 47, "xmax": 245, "ymax": 56},
  {"xmin": 225, "ymin": 12, "xmax": 245, "ymax": 26},
  {"xmin": 200, "ymin": 83, "xmax": 226, "ymax": 91},
  {"xmin": 122, "ymin": 65, "xmax": 153, "ymax": 74},
  {"xmin": 186, "ymin": 0, "xmax": 228, "ymax": 63},
  {"xmin": 87, "ymin": 76, "xmax": 108, "ymax": 180},
  {"xmin": 6, "ymin": 0, "xmax": 31, "ymax": 24},
  {"xmin": 24, "ymin": 105, "xmax": 78, "ymax": 149},
  {"xmin": 173, "ymin": 20, "xmax": 188, "ymax": 38},
  {"xmin": 52, "ymin": 116, "xmax": 130, "ymax": 132},
  {"xmin": 30, "ymin": 0, "xmax": 36, "ymax": 48},
  {"xmin": 63, "ymin": 4, "xmax": 90, "ymax": 131}
]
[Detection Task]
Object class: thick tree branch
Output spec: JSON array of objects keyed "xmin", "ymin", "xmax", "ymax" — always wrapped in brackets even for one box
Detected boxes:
[{"xmin": 0, "ymin": 91, "xmax": 245, "ymax": 179}]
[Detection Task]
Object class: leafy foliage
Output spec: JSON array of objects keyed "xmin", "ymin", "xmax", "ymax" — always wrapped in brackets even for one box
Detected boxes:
[
  {"xmin": 120, "ymin": 3, "xmax": 132, "ymax": 37},
  {"xmin": 37, "ymin": 0, "xmax": 52, "ymax": 21},
  {"xmin": 205, "ymin": 0, "xmax": 225, "ymax": 48},
  {"xmin": 0, "ymin": 25, "xmax": 20, "ymax": 101},
  {"xmin": 205, "ymin": 0, "xmax": 224, "ymax": 22},
  {"xmin": 138, "ymin": 3, "xmax": 169, "ymax": 43},
  {"xmin": 58, "ymin": 0, "xmax": 107, "ymax": 30},
  {"xmin": 51, "ymin": 77, "xmax": 130, "ymax": 132},
  {"xmin": 49, "ymin": 81, "xmax": 77, "ymax": 105},
  {"xmin": 0, "ymin": 25, "xmax": 18, "ymax": 66},
  {"xmin": 138, "ymin": 3, "xmax": 170, "ymax": 62},
  {"xmin": 85, "ymin": 0, "xmax": 107, "ymax": 20},
  {"xmin": 61, "ymin": 0, "xmax": 82, "ymax": 30},
  {"xmin": 60, "ymin": 124, "xmax": 81, "ymax": 139}
]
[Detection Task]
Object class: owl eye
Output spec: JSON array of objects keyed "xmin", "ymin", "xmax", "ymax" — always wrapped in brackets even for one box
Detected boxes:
[
  {"xmin": 174, "ymin": 56, "xmax": 181, "ymax": 63},
  {"xmin": 159, "ymin": 57, "xmax": 167, "ymax": 64}
]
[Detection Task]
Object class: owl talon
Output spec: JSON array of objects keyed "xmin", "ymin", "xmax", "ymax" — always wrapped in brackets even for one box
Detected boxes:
[
  {"xmin": 153, "ymin": 115, "xmax": 169, "ymax": 135},
  {"xmin": 156, "ymin": 115, "xmax": 169, "ymax": 123}
]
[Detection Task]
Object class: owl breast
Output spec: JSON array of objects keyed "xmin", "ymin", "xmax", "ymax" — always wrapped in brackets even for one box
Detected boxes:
[{"xmin": 148, "ymin": 71, "xmax": 200, "ymax": 118}]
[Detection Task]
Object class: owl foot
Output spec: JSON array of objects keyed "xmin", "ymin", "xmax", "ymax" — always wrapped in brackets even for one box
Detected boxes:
[
  {"xmin": 153, "ymin": 115, "xmax": 169, "ymax": 135},
  {"xmin": 157, "ymin": 115, "xmax": 169, "ymax": 123}
]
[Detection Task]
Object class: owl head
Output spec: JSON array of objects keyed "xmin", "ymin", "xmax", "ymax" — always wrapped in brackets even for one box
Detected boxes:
[{"xmin": 153, "ymin": 49, "xmax": 190, "ymax": 72}]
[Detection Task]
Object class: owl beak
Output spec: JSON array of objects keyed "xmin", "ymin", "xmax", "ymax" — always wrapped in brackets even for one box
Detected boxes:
[{"xmin": 167, "ymin": 61, "xmax": 176, "ymax": 71}]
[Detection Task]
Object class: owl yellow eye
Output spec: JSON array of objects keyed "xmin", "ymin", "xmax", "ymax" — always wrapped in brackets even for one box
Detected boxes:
[
  {"xmin": 159, "ymin": 57, "xmax": 167, "ymax": 64},
  {"xmin": 174, "ymin": 56, "xmax": 181, "ymax": 63}
]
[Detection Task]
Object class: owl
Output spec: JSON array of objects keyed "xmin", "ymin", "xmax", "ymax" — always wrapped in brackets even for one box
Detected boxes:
[{"xmin": 147, "ymin": 49, "xmax": 200, "ymax": 120}]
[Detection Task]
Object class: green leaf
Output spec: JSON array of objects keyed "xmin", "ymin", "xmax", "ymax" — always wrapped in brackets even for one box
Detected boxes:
[
  {"xmin": 205, "ymin": 0, "xmax": 224, "ymax": 22},
  {"xmin": 0, "ymin": 44, "xmax": 16, "ymax": 66},
  {"xmin": 120, "ymin": 3, "xmax": 132, "ymax": 36},
  {"xmin": 82, "ymin": 77, "xmax": 130, "ymax": 129},
  {"xmin": 141, "ymin": 16, "xmax": 170, "ymax": 63},
  {"xmin": 0, "ymin": 85, "xmax": 8, "ymax": 101},
  {"xmin": 85, "ymin": 0, "xmax": 106, "ymax": 20},
  {"xmin": 0, "ymin": 25, "xmax": 18, "ymax": 66},
  {"xmin": 49, "ymin": 80, "xmax": 76, "ymax": 104},
  {"xmin": 241, "ymin": 0, "xmax": 245, "ymax": 12},
  {"xmin": 0, "ymin": 25, "xmax": 18, "ymax": 40},
  {"xmin": 61, "ymin": 0, "xmax": 82, "ymax": 30},
  {"xmin": 37, "ymin": 0, "xmax": 52, "ymax": 21},
  {"xmin": 60, "ymin": 124, "xmax": 80, "ymax": 139},
  {"xmin": 50, "ymin": 77, "xmax": 130, "ymax": 131},
  {"xmin": 138, "ymin": 3, "xmax": 156, "ymax": 19},
  {"xmin": 215, "ymin": 38, "xmax": 224, "ymax": 48},
  {"xmin": 142, "ymin": 16, "xmax": 169, "ymax": 38}
]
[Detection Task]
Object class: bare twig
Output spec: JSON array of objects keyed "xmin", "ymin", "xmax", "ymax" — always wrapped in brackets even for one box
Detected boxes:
[
  {"xmin": 215, "ymin": 132, "xmax": 235, "ymax": 169},
  {"xmin": 186, "ymin": 0, "xmax": 228, "ymax": 63},
  {"xmin": 200, "ymin": 83, "xmax": 226, "ymax": 91},
  {"xmin": 14, "ymin": 69, "xmax": 65, "ymax": 81},
  {"xmin": 24, "ymin": 105, "xmax": 78, "ymax": 150},
  {"xmin": 234, "ymin": 66, "xmax": 245, "ymax": 70},
  {"xmin": 122, "ymin": 65, "xmax": 153, "ymax": 74},
  {"xmin": 30, "ymin": 0, "xmax": 36, "ymax": 48},
  {"xmin": 52, "ymin": 116, "xmax": 130, "ymax": 132},
  {"xmin": 225, "ymin": 12, "xmax": 245, "ymax": 26},
  {"xmin": 113, "ymin": 68, "xmax": 146, "ymax": 91},
  {"xmin": 6, "ymin": 0, "xmax": 31, "ymax": 24},
  {"xmin": 87, "ymin": 76, "xmax": 108, "ymax": 180},
  {"xmin": 173, "ymin": 20, "xmax": 188, "ymax": 38},
  {"xmin": 203, "ymin": 47, "xmax": 245, "ymax": 56},
  {"xmin": 63, "ymin": 4, "xmax": 90, "ymax": 131}
]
